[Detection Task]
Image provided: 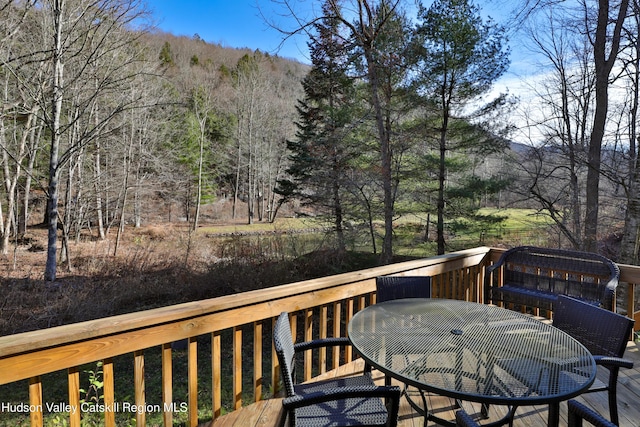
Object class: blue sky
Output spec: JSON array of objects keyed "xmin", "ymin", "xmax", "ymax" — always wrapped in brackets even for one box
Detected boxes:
[
  {"xmin": 146, "ymin": 1, "xmax": 535, "ymax": 101},
  {"xmin": 146, "ymin": 0, "xmax": 311, "ymax": 62}
]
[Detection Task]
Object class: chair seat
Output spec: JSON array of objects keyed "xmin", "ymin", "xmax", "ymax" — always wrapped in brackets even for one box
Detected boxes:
[
  {"xmin": 289, "ymin": 375, "xmax": 392, "ymax": 427},
  {"xmin": 294, "ymin": 393, "xmax": 390, "ymax": 427},
  {"xmin": 294, "ymin": 374, "xmax": 376, "ymax": 395}
]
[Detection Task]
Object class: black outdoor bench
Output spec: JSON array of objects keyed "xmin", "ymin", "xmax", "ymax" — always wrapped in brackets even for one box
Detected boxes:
[{"xmin": 484, "ymin": 246, "xmax": 620, "ymax": 312}]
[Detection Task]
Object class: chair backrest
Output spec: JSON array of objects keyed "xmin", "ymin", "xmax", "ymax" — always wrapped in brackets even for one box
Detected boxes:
[
  {"xmin": 375, "ymin": 276, "xmax": 431, "ymax": 303},
  {"xmin": 274, "ymin": 312, "xmax": 297, "ymax": 397},
  {"xmin": 553, "ymin": 295, "xmax": 634, "ymax": 358}
]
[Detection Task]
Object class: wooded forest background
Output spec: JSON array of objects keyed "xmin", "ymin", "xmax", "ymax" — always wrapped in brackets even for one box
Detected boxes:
[{"xmin": 2, "ymin": 0, "xmax": 640, "ymax": 283}]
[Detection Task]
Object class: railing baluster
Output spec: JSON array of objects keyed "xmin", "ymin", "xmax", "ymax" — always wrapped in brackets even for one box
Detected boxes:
[
  {"xmin": 332, "ymin": 302, "xmax": 341, "ymax": 370},
  {"xmin": 346, "ymin": 298, "xmax": 354, "ymax": 363},
  {"xmin": 319, "ymin": 305, "xmax": 328, "ymax": 374},
  {"xmin": 254, "ymin": 320, "xmax": 263, "ymax": 402},
  {"xmin": 29, "ymin": 376, "xmax": 43, "ymax": 427},
  {"xmin": 188, "ymin": 337, "xmax": 198, "ymax": 426},
  {"xmin": 289, "ymin": 312, "xmax": 298, "ymax": 380},
  {"xmin": 103, "ymin": 358, "xmax": 115, "ymax": 427},
  {"xmin": 304, "ymin": 309, "xmax": 313, "ymax": 381},
  {"xmin": 134, "ymin": 350, "xmax": 145, "ymax": 426},
  {"xmin": 212, "ymin": 330, "xmax": 222, "ymax": 419},
  {"xmin": 461, "ymin": 267, "xmax": 469, "ymax": 301},
  {"xmin": 161, "ymin": 344, "xmax": 173, "ymax": 427},
  {"xmin": 68, "ymin": 367, "xmax": 80, "ymax": 427},
  {"xmin": 233, "ymin": 326, "xmax": 242, "ymax": 410},
  {"xmin": 271, "ymin": 318, "xmax": 280, "ymax": 396}
]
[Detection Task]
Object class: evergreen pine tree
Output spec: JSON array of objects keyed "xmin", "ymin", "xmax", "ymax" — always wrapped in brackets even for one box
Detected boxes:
[
  {"xmin": 277, "ymin": 1, "xmax": 357, "ymax": 251},
  {"xmin": 413, "ymin": 0, "xmax": 511, "ymax": 254}
]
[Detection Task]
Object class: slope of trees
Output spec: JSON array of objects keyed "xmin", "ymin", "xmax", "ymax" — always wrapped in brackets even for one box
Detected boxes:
[
  {"xmin": 4, "ymin": 0, "xmax": 640, "ymax": 282},
  {"xmin": 0, "ymin": 0, "xmax": 306, "ymax": 280}
]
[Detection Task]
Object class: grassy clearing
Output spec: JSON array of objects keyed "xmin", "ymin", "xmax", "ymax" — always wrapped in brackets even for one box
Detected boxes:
[{"xmin": 198, "ymin": 217, "xmax": 325, "ymax": 235}]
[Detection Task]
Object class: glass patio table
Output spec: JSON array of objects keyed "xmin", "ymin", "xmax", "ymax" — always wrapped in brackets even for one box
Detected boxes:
[{"xmin": 348, "ymin": 298, "xmax": 596, "ymax": 427}]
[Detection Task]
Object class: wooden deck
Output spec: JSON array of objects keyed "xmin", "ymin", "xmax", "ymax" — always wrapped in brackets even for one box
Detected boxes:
[
  {"xmin": 210, "ymin": 339, "xmax": 640, "ymax": 427},
  {"xmin": 7, "ymin": 247, "xmax": 640, "ymax": 427}
]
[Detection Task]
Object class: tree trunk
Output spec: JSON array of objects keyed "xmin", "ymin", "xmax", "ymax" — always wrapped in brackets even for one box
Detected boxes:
[
  {"xmin": 94, "ymin": 142, "xmax": 105, "ymax": 239},
  {"xmin": 619, "ymin": 1, "xmax": 640, "ymax": 264},
  {"xmin": 364, "ymin": 47, "xmax": 393, "ymax": 264},
  {"xmin": 437, "ymin": 125, "xmax": 447, "ymax": 255},
  {"xmin": 20, "ymin": 123, "xmax": 41, "ymax": 240},
  {"xmin": 193, "ymin": 120, "xmax": 205, "ymax": 231},
  {"xmin": 333, "ymin": 175, "xmax": 345, "ymax": 252},
  {"xmin": 44, "ymin": 0, "xmax": 65, "ymax": 282},
  {"xmin": 584, "ymin": 0, "xmax": 629, "ymax": 252},
  {"xmin": 114, "ymin": 116, "xmax": 135, "ymax": 256}
]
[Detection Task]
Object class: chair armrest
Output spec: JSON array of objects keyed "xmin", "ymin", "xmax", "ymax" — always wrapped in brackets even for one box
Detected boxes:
[
  {"xmin": 293, "ymin": 337, "xmax": 350, "ymax": 353},
  {"xmin": 282, "ymin": 385, "xmax": 401, "ymax": 409},
  {"xmin": 594, "ymin": 355, "xmax": 634, "ymax": 370}
]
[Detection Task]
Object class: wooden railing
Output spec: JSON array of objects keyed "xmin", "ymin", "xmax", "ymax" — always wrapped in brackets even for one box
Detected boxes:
[{"xmin": 0, "ymin": 246, "xmax": 637, "ymax": 427}]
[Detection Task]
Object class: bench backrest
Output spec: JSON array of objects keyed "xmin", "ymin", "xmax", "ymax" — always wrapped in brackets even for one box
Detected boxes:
[{"xmin": 488, "ymin": 246, "xmax": 619, "ymax": 310}]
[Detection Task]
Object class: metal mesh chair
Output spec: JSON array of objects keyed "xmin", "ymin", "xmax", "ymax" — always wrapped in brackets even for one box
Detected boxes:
[
  {"xmin": 375, "ymin": 276, "xmax": 432, "ymax": 302},
  {"xmin": 273, "ymin": 312, "xmax": 401, "ymax": 427},
  {"xmin": 568, "ymin": 400, "xmax": 617, "ymax": 427},
  {"xmin": 372, "ymin": 276, "xmax": 432, "ymax": 384},
  {"xmin": 553, "ymin": 295, "xmax": 634, "ymax": 426}
]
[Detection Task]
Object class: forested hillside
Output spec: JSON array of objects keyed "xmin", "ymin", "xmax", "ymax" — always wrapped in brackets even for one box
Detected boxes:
[
  {"xmin": 0, "ymin": 1, "xmax": 309, "ymax": 280},
  {"xmin": 4, "ymin": 0, "xmax": 640, "ymax": 286}
]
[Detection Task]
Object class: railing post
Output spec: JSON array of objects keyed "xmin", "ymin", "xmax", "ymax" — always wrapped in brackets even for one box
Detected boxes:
[
  {"xmin": 304, "ymin": 309, "xmax": 313, "ymax": 382},
  {"xmin": 233, "ymin": 327, "xmax": 243, "ymax": 410},
  {"xmin": 254, "ymin": 321, "xmax": 263, "ymax": 402},
  {"xmin": 212, "ymin": 331, "xmax": 222, "ymax": 419}
]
